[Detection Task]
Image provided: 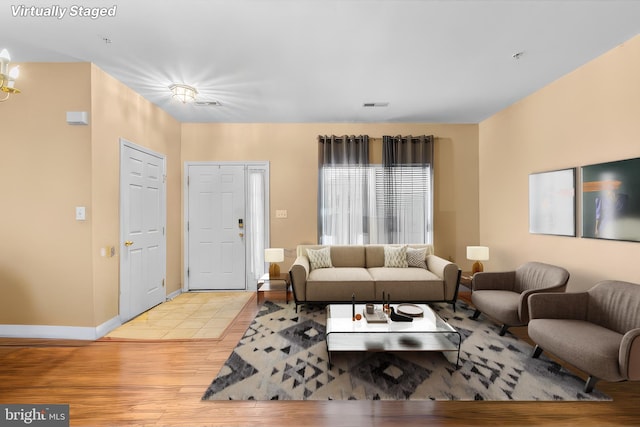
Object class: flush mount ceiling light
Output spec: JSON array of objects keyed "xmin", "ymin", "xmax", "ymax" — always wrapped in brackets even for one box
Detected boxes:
[
  {"xmin": 169, "ymin": 83, "xmax": 198, "ymax": 103},
  {"xmin": 0, "ymin": 48, "xmax": 21, "ymax": 102}
]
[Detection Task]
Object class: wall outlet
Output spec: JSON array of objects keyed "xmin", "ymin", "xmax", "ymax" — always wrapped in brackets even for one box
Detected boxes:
[{"xmin": 276, "ymin": 209, "xmax": 288, "ymax": 218}]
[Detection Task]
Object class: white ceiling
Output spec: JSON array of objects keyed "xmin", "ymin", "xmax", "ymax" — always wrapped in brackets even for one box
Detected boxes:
[{"xmin": 3, "ymin": 0, "xmax": 640, "ymax": 123}]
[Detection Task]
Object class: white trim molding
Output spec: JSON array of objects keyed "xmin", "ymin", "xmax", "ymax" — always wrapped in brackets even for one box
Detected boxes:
[{"xmin": 0, "ymin": 316, "xmax": 122, "ymax": 340}]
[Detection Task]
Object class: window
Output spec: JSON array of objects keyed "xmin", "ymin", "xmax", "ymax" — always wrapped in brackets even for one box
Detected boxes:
[{"xmin": 319, "ymin": 163, "xmax": 433, "ymax": 244}]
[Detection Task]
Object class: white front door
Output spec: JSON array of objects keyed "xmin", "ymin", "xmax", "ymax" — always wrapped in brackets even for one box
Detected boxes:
[
  {"xmin": 187, "ymin": 164, "xmax": 246, "ymax": 290},
  {"xmin": 120, "ymin": 141, "xmax": 166, "ymax": 322}
]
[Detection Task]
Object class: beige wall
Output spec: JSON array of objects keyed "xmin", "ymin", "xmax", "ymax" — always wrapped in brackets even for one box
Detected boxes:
[
  {"xmin": 181, "ymin": 123, "xmax": 479, "ymax": 270},
  {"xmin": 0, "ymin": 63, "xmax": 180, "ymax": 328},
  {"xmin": 479, "ymin": 34, "xmax": 640, "ymax": 291},
  {"xmin": 0, "ymin": 63, "xmax": 94, "ymax": 326}
]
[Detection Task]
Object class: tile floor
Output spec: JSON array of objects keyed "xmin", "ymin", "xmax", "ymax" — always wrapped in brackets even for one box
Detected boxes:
[{"xmin": 104, "ymin": 291, "xmax": 253, "ymax": 340}]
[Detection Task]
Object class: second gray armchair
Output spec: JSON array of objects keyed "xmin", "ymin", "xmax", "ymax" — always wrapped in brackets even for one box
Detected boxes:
[{"xmin": 471, "ymin": 261, "xmax": 570, "ymax": 335}]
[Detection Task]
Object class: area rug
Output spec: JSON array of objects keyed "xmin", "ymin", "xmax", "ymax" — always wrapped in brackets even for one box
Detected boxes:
[{"xmin": 202, "ymin": 300, "xmax": 611, "ymax": 401}]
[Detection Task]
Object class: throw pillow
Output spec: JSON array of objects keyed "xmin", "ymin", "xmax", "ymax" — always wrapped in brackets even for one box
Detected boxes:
[
  {"xmin": 384, "ymin": 245, "xmax": 408, "ymax": 268},
  {"xmin": 307, "ymin": 247, "xmax": 333, "ymax": 270},
  {"xmin": 406, "ymin": 247, "xmax": 428, "ymax": 269}
]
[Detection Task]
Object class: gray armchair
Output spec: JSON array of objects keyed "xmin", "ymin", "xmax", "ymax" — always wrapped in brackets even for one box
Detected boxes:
[
  {"xmin": 471, "ymin": 261, "xmax": 570, "ymax": 335},
  {"xmin": 528, "ymin": 280, "xmax": 640, "ymax": 393}
]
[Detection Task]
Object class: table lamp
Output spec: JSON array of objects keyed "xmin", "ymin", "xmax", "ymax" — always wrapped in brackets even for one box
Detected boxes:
[
  {"xmin": 264, "ymin": 248, "xmax": 284, "ymax": 278},
  {"xmin": 466, "ymin": 246, "xmax": 489, "ymax": 274}
]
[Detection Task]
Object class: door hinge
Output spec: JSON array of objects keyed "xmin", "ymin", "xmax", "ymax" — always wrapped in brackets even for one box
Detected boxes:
[
  {"xmin": 162, "ymin": 278, "xmax": 165, "ymax": 288},
  {"xmin": 187, "ymin": 268, "xmax": 190, "ymax": 277},
  {"xmin": 187, "ymin": 221, "xmax": 189, "ymax": 232},
  {"xmin": 187, "ymin": 176, "xmax": 190, "ymax": 185},
  {"xmin": 163, "ymin": 174, "xmax": 167, "ymax": 183}
]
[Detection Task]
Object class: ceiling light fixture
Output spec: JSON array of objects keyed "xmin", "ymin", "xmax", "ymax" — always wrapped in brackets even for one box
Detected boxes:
[
  {"xmin": 169, "ymin": 83, "xmax": 198, "ymax": 103},
  {"xmin": 0, "ymin": 48, "xmax": 21, "ymax": 102}
]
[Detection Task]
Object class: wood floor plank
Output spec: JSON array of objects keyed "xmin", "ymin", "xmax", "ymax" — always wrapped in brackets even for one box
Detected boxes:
[{"xmin": 1, "ymin": 294, "xmax": 639, "ymax": 426}]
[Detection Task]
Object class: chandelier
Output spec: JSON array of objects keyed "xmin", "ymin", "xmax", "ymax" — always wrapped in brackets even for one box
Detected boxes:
[
  {"xmin": 0, "ymin": 49, "xmax": 20, "ymax": 102},
  {"xmin": 169, "ymin": 83, "xmax": 198, "ymax": 103}
]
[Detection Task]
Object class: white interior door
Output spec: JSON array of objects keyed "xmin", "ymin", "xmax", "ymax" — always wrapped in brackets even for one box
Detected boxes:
[
  {"xmin": 120, "ymin": 141, "xmax": 166, "ymax": 322},
  {"xmin": 187, "ymin": 164, "xmax": 246, "ymax": 290}
]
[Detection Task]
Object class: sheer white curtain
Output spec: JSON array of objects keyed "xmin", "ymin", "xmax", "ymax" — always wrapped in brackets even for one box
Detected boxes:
[
  {"xmin": 318, "ymin": 135, "xmax": 370, "ymax": 245},
  {"xmin": 247, "ymin": 168, "xmax": 266, "ymax": 281}
]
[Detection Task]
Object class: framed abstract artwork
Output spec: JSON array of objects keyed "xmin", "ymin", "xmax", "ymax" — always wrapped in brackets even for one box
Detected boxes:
[
  {"xmin": 582, "ymin": 157, "xmax": 640, "ymax": 242},
  {"xmin": 529, "ymin": 168, "xmax": 576, "ymax": 236}
]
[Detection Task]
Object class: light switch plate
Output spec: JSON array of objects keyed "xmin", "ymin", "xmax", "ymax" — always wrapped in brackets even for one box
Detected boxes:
[
  {"xmin": 275, "ymin": 209, "xmax": 287, "ymax": 218},
  {"xmin": 75, "ymin": 206, "xmax": 86, "ymax": 221}
]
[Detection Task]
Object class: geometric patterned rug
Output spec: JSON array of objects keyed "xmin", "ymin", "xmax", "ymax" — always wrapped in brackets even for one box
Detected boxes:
[{"xmin": 202, "ymin": 300, "xmax": 611, "ymax": 401}]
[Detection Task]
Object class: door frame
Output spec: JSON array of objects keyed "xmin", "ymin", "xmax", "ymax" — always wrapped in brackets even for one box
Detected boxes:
[
  {"xmin": 184, "ymin": 161, "xmax": 270, "ymax": 292},
  {"xmin": 119, "ymin": 138, "xmax": 167, "ymax": 322}
]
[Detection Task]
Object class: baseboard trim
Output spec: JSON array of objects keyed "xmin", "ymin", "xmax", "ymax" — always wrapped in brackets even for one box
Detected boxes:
[
  {"xmin": 0, "ymin": 291, "xmax": 187, "ymax": 340},
  {"xmin": 0, "ymin": 315, "xmax": 122, "ymax": 340}
]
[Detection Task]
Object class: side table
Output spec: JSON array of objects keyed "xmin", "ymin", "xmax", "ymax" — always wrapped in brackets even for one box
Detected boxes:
[
  {"xmin": 458, "ymin": 271, "xmax": 474, "ymax": 300},
  {"xmin": 257, "ymin": 273, "xmax": 291, "ymax": 305}
]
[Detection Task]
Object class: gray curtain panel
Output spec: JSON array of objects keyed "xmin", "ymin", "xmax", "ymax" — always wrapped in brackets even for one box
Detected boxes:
[
  {"xmin": 318, "ymin": 135, "xmax": 370, "ymax": 166},
  {"xmin": 382, "ymin": 135, "xmax": 433, "ymax": 166}
]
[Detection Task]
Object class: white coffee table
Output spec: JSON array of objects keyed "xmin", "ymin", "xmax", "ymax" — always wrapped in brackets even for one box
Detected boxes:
[{"xmin": 325, "ymin": 303, "xmax": 461, "ymax": 367}]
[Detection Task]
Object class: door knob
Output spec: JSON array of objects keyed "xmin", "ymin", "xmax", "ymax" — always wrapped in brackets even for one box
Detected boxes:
[
  {"xmin": 125, "ymin": 240, "xmax": 134, "ymax": 247},
  {"xmin": 239, "ymin": 233, "xmax": 244, "ymax": 237}
]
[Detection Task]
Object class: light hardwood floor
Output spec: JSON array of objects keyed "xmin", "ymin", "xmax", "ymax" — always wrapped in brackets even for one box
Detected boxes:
[{"xmin": 1, "ymin": 293, "xmax": 639, "ymax": 427}]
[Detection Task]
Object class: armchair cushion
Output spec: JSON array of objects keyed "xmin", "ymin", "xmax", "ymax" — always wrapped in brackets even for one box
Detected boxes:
[{"xmin": 528, "ymin": 318, "xmax": 624, "ymax": 382}]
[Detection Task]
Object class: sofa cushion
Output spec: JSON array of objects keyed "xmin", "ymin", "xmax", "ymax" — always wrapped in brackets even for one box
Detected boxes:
[
  {"xmin": 384, "ymin": 245, "xmax": 408, "ymax": 268},
  {"xmin": 307, "ymin": 267, "xmax": 375, "ymax": 301},
  {"xmin": 306, "ymin": 246, "xmax": 333, "ymax": 270},
  {"xmin": 308, "ymin": 267, "xmax": 373, "ymax": 283},
  {"xmin": 528, "ymin": 318, "xmax": 625, "ymax": 382},
  {"xmin": 330, "ymin": 245, "xmax": 366, "ymax": 268},
  {"xmin": 368, "ymin": 267, "xmax": 444, "ymax": 300},
  {"xmin": 406, "ymin": 247, "xmax": 427, "ymax": 269}
]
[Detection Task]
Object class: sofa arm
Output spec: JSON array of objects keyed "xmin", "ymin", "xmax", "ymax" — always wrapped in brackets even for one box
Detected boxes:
[
  {"xmin": 519, "ymin": 284, "xmax": 568, "ymax": 323},
  {"xmin": 620, "ymin": 328, "xmax": 640, "ymax": 381},
  {"xmin": 426, "ymin": 255, "xmax": 459, "ymax": 301},
  {"xmin": 471, "ymin": 271, "xmax": 516, "ymax": 292},
  {"xmin": 289, "ymin": 255, "xmax": 310, "ymax": 302},
  {"xmin": 528, "ymin": 292, "xmax": 589, "ymax": 320}
]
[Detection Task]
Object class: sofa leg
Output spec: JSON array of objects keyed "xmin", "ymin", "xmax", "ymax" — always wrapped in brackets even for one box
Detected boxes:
[
  {"xmin": 471, "ymin": 309, "xmax": 481, "ymax": 320},
  {"xmin": 452, "ymin": 302, "xmax": 457, "ymax": 312},
  {"xmin": 584, "ymin": 376, "xmax": 599, "ymax": 393},
  {"xmin": 499, "ymin": 324, "xmax": 509, "ymax": 336},
  {"xmin": 532, "ymin": 345, "xmax": 543, "ymax": 359}
]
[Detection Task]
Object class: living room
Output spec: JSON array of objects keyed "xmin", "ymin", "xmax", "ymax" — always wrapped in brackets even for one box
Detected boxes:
[
  {"xmin": 2, "ymin": 32, "xmax": 639, "ymax": 338},
  {"xmin": 1, "ymin": 1, "xmax": 640, "ymax": 424}
]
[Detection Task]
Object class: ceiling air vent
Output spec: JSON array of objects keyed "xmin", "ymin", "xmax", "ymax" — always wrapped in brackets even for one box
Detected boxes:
[
  {"xmin": 363, "ymin": 102, "xmax": 389, "ymax": 107},
  {"xmin": 194, "ymin": 101, "xmax": 222, "ymax": 106}
]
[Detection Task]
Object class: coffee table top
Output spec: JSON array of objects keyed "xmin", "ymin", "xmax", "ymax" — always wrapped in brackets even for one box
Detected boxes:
[{"xmin": 326, "ymin": 303, "xmax": 455, "ymax": 335}]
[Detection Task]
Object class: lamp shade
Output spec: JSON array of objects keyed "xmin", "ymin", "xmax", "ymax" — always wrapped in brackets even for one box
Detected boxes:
[
  {"xmin": 264, "ymin": 248, "xmax": 284, "ymax": 263},
  {"xmin": 466, "ymin": 246, "xmax": 489, "ymax": 261}
]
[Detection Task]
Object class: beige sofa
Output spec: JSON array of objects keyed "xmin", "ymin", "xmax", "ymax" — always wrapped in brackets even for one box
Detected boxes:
[{"xmin": 289, "ymin": 244, "xmax": 461, "ymax": 311}]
